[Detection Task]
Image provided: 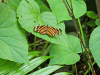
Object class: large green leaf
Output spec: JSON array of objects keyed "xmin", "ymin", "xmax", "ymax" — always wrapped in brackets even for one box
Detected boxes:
[
  {"xmin": 17, "ymin": 0, "xmax": 69, "ymax": 47},
  {"xmin": 47, "ymin": 0, "xmax": 86, "ymax": 23},
  {"xmin": 0, "ymin": 51, "xmax": 40, "ymax": 75},
  {"xmin": 8, "ymin": 56, "xmax": 51, "ymax": 75},
  {"xmin": 34, "ymin": 0, "xmax": 50, "ymax": 12},
  {"xmin": 89, "ymin": 26, "xmax": 100, "ymax": 67},
  {"xmin": 7, "ymin": 0, "xmax": 50, "ymax": 13},
  {"xmin": 7, "ymin": 0, "xmax": 21, "ymax": 12},
  {"xmin": 30, "ymin": 65, "xmax": 63, "ymax": 75},
  {"xmin": 49, "ymin": 35, "xmax": 83, "ymax": 65},
  {"xmin": 0, "ymin": 61, "xmax": 21, "ymax": 75},
  {"xmin": 0, "ymin": 58, "xmax": 7, "ymax": 65},
  {"xmin": 0, "ymin": 3, "xmax": 28, "ymax": 63}
]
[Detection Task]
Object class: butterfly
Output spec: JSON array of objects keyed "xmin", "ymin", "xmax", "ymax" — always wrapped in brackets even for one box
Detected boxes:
[{"xmin": 34, "ymin": 25, "xmax": 62, "ymax": 37}]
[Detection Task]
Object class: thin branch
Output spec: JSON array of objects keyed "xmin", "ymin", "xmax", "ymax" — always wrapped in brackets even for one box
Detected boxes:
[
  {"xmin": 63, "ymin": 0, "xmax": 96, "ymax": 75},
  {"xmin": 95, "ymin": 0, "xmax": 100, "ymax": 24},
  {"xmin": 70, "ymin": 0, "xmax": 73, "ymax": 13},
  {"xmin": 66, "ymin": 0, "xmax": 72, "ymax": 12}
]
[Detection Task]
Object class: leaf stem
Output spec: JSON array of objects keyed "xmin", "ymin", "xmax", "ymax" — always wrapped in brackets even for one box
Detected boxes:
[
  {"xmin": 78, "ymin": 18, "xmax": 85, "ymax": 45},
  {"xmin": 75, "ymin": 63, "xmax": 78, "ymax": 75},
  {"xmin": 41, "ymin": 41, "xmax": 49, "ymax": 54}
]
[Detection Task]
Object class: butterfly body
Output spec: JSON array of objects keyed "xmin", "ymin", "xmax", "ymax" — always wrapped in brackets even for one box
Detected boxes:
[{"xmin": 34, "ymin": 25, "xmax": 62, "ymax": 37}]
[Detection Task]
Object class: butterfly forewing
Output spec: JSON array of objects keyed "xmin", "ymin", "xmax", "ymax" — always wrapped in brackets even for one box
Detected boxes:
[
  {"xmin": 34, "ymin": 25, "xmax": 47, "ymax": 34},
  {"xmin": 39, "ymin": 26, "xmax": 47, "ymax": 34}
]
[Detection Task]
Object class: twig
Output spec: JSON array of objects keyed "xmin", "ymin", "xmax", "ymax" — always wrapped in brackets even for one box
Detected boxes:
[
  {"xmin": 63, "ymin": 0, "xmax": 96, "ymax": 75},
  {"xmin": 95, "ymin": 0, "xmax": 100, "ymax": 23}
]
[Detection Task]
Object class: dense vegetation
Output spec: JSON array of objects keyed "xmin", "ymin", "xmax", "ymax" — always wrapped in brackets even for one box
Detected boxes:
[{"xmin": 0, "ymin": 0, "xmax": 99, "ymax": 75}]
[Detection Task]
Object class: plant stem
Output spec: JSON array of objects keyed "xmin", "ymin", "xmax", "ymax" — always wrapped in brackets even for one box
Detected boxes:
[
  {"xmin": 84, "ymin": 61, "xmax": 96, "ymax": 75},
  {"xmin": 75, "ymin": 63, "xmax": 78, "ymax": 75},
  {"xmin": 63, "ymin": 0, "xmax": 96, "ymax": 75},
  {"xmin": 33, "ymin": 36, "xmax": 37, "ymax": 51},
  {"xmin": 78, "ymin": 18, "xmax": 85, "ymax": 45},
  {"xmin": 41, "ymin": 41, "xmax": 49, "ymax": 54}
]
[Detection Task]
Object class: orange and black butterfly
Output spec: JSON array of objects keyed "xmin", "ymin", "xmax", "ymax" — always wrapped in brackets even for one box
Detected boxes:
[{"xmin": 34, "ymin": 25, "xmax": 62, "ymax": 37}]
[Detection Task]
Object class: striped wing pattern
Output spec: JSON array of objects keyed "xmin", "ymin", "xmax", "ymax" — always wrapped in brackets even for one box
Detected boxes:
[{"xmin": 34, "ymin": 25, "xmax": 62, "ymax": 37}]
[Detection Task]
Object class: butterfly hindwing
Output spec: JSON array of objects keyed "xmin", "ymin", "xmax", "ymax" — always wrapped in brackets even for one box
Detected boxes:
[{"xmin": 47, "ymin": 27, "xmax": 58, "ymax": 36}]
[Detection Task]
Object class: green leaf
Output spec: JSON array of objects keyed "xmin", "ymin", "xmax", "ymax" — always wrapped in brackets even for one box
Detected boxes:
[
  {"xmin": 0, "ymin": 51, "xmax": 40, "ymax": 75},
  {"xmin": 49, "ymin": 35, "xmax": 83, "ymax": 65},
  {"xmin": 47, "ymin": 0, "xmax": 86, "ymax": 23},
  {"xmin": 53, "ymin": 72, "xmax": 72, "ymax": 75},
  {"xmin": 95, "ymin": 18, "xmax": 100, "ymax": 26},
  {"xmin": 8, "ymin": 56, "xmax": 51, "ymax": 75},
  {"xmin": 28, "ymin": 51, "xmax": 41, "ymax": 59},
  {"xmin": 87, "ymin": 11, "xmax": 97, "ymax": 19},
  {"xmin": 17, "ymin": 0, "xmax": 41, "ymax": 27},
  {"xmin": 40, "ymin": 12, "xmax": 57, "ymax": 25},
  {"xmin": 30, "ymin": 65, "xmax": 63, "ymax": 75},
  {"xmin": 86, "ymin": 20, "xmax": 96, "ymax": 27},
  {"xmin": 0, "ymin": 61, "xmax": 21, "ymax": 75},
  {"xmin": 17, "ymin": 0, "xmax": 68, "ymax": 47},
  {"xmin": 0, "ymin": 3, "xmax": 28, "ymax": 63},
  {"xmin": 89, "ymin": 26, "xmax": 100, "ymax": 67},
  {"xmin": 34, "ymin": 0, "xmax": 50, "ymax": 12},
  {"xmin": 0, "ymin": 58, "xmax": 7, "ymax": 65},
  {"xmin": 17, "ymin": 0, "xmax": 40, "ymax": 20},
  {"xmin": 7, "ymin": 0, "xmax": 50, "ymax": 13},
  {"xmin": 7, "ymin": 0, "xmax": 21, "ymax": 12}
]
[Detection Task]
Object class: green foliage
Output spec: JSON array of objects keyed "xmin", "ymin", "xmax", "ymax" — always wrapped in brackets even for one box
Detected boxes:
[
  {"xmin": 0, "ymin": 51, "xmax": 40, "ymax": 74},
  {"xmin": 47, "ymin": 0, "xmax": 86, "ymax": 23},
  {"xmin": 0, "ymin": 3, "xmax": 28, "ymax": 63},
  {"xmin": 87, "ymin": 11, "xmax": 97, "ymax": 19},
  {"xmin": 53, "ymin": 72, "xmax": 72, "ymax": 75},
  {"xmin": 7, "ymin": 0, "xmax": 50, "ymax": 12},
  {"xmin": 0, "ymin": 0, "xmax": 100, "ymax": 74},
  {"xmin": 95, "ymin": 18, "xmax": 100, "ymax": 26},
  {"xmin": 8, "ymin": 56, "xmax": 52, "ymax": 74},
  {"xmin": 0, "ymin": 51, "xmax": 62, "ymax": 75},
  {"xmin": 7, "ymin": 0, "xmax": 21, "ymax": 12},
  {"xmin": 86, "ymin": 20, "xmax": 96, "ymax": 27},
  {"xmin": 30, "ymin": 65, "xmax": 63, "ymax": 75},
  {"xmin": 49, "ymin": 35, "xmax": 84, "ymax": 65},
  {"xmin": 34, "ymin": 0, "xmax": 50, "ymax": 12},
  {"xmin": 17, "ymin": 0, "xmax": 66, "ymax": 46},
  {"xmin": 89, "ymin": 26, "xmax": 100, "ymax": 67},
  {"xmin": 86, "ymin": 11, "xmax": 98, "ymax": 27}
]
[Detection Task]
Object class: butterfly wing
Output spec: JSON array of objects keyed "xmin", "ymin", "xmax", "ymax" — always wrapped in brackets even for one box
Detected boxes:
[
  {"xmin": 47, "ymin": 26, "xmax": 62, "ymax": 36},
  {"xmin": 34, "ymin": 25, "xmax": 62, "ymax": 36},
  {"xmin": 47, "ymin": 27, "xmax": 57, "ymax": 36},
  {"xmin": 34, "ymin": 25, "xmax": 47, "ymax": 35},
  {"xmin": 56, "ymin": 29, "xmax": 62, "ymax": 35}
]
